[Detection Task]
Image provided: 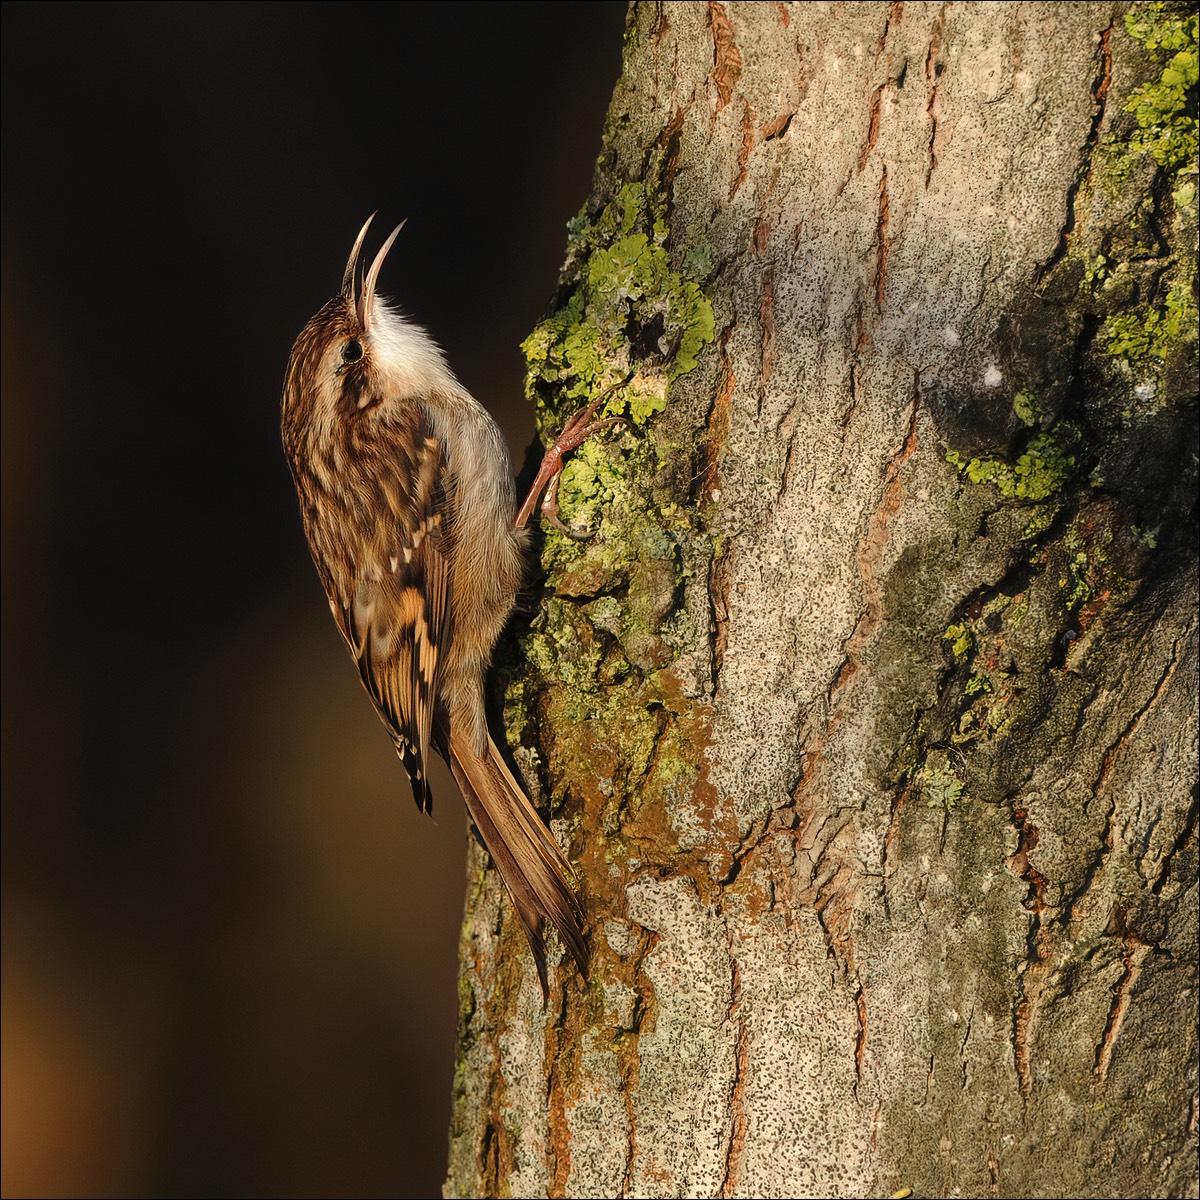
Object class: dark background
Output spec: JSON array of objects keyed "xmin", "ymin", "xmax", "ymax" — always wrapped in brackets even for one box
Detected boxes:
[{"xmin": 1, "ymin": 3, "xmax": 626, "ymax": 1195}]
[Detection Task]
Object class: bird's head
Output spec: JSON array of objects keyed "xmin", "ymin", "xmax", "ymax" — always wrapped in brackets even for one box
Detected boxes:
[{"xmin": 281, "ymin": 216, "xmax": 454, "ymax": 449}]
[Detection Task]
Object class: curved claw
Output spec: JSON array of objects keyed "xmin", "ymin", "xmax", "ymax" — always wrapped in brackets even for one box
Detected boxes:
[
  {"xmin": 572, "ymin": 415, "xmax": 628, "ymax": 443},
  {"xmin": 540, "ymin": 475, "xmax": 595, "ymax": 541},
  {"xmin": 513, "ymin": 373, "xmax": 636, "ymax": 531}
]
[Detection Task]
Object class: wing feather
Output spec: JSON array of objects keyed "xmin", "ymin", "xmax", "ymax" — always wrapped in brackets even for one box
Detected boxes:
[{"xmin": 331, "ymin": 429, "xmax": 450, "ymax": 814}]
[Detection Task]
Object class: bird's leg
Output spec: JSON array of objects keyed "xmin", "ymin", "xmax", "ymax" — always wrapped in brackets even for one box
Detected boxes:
[
  {"xmin": 537, "ymin": 474, "xmax": 575, "ymax": 539},
  {"xmin": 514, "ymin": 376, "xmax": 631, "ymax": 532}
]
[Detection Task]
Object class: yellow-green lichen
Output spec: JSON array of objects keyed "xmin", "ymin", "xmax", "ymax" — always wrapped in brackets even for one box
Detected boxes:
[
  {"xmin": 944, "ymin": 391, "xmax": 1077, "ymax": 501},
  {"xmin": 1059, "ymin": 521, "xmax": 1102, "ymax": 612},
  {"xmin": 502, "ymin": 171, "xmax": 724, "ymax": 905},
  {"xmin": 1007, "ymin": 591, "xmax": 1031, "ymax": 627},
  {"xmin": 892, "ymin": 592, "xmax": 1023, "ymax": 812},
  {"xmin": 946, "ymin": 433, "xmax": 1076, "ymax": 502},
  {"xmin": 521, "ymin": 183, "xmax": 715, "ymax": 537},
  {"xmin": 944, "ymin": 623, "xmax": 974, "ymax": 659},
  {"xmin": 1056, "ymin": 513, "xmax": 1122, "ymax": 615},
  {"xmin": 918, "ymin": 756, "xmax": 965, "ymax": 811},
  {"xmin": 1021, "ymin": 506, "xmax": 1057, "ymax": 542},
  {"xmin": 1061, "ymin": 550, "xmax": 1092, "ymax": 612},
  {"xmin": 1123, "ymin": 3, "xmax": 1199, "ymax": 177},
  {"xmin": 1012, "ymin": 389, "xmax": 1042, "ymax": 428},
  {"xmin": 964, "ymin": 673, "xmax": 991, "ymax": 697},
  {"xmin": 1105, "ymin": 276, "xmax": 1197, "ymax": 364},
  {"xmin": 1081, "ymin": 254, "xmax": 1112, "ymax": 288},
  {"xmin": 523, "ymin": 182, "xmax": 714, "ymax": 424},
  {"xmin": 1099, "ymin": 3, "xmax": 1199, "ymax": 375},
  {"xmin": 555, "ymin": 436, "xmax": 630, "ymax": 528},
  {"xmin": 524, "ymin": 597, "xmax": 606, "ymax": 696},
  {"xmin": 951, "ymin": 654, "xmax": 1018, "ymax": 747}
]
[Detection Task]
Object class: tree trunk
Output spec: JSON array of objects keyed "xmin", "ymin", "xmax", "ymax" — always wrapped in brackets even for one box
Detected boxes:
[{"xmin": 447, "ymin": 3, "xmax": 1198, "ymax": 1197}]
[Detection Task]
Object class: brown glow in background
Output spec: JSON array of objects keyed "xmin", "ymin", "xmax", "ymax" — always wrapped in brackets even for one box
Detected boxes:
[{"xmin": 1, "ymin": 3, "xmax": 626, "ymax": 1195}]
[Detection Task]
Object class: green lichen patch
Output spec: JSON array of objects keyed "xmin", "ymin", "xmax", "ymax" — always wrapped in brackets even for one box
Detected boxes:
[
  {"xmin": 522, "ymin": 182, "xmax": 715, "ymax": 432},
  {"xmin": 946, "ymin": 433, "xmax": 1077, "ymax": 503},
  {"xmin": 509, "ymin": 460, "xmax": 705, "ymax": 850},
  {"xmin": 1033, "ymin": 2, "xmax": 1198, "ymax": 417},
  {"xmin": 944, "ymin": 623, "xmax": 974, "ymax": 660},
  {"xmin": 964, "ymin": 673, "xmax": 991, "ymax": 698},
  {"xmin": 509, "ymin": 593, "xmax": 710, "ymax": 848},
  {"xmin": 1130, "ymin": 523, "xmax": 1160, "ymax": 549},
  {"xmin": 945, "ymin": 598, "xmax": 1022, "ymax": 750},
  {"xmin": 943, "ymin": 386, "xmax": 1080, "ymax": 504},
  {"xmin": 1093, "ymin": 3, "xmax": 1198, "ymax": 388},
  {"xmin": 1012, "ymin": 389, "xmax": 1042, "ymax": 428},
  {"xmin": 918, "ymin": 754, "xmax": 965, "ymax": 811},
  {"xmin": 1104, "ymin": 276, "xmax": 1197, "ymax": 367},
  {"xmin": 1123, "ymin": 3, "xmax": 1199, "ymax": 177},
  {"xmin": 555, "ymin": 436, "xmax": 635, "ymax": 532},
  {"xmin": 502, "ymin": 175, "xmax": 720, "ymax": 872},
  {"xmin": 1057, "ymin": 517, "xmax": 1110, "ymax": 616},
  {"xmin": 892, "ymin": 496, "xmax": 1150, "ymax": 822},
  {"xmin": 1054, "ymin": 506, "xmax": 1143, "ymax": 628},
  {"xmin": 1060, "ymin": 548, "xmax": 1092, "ymax": 613}
]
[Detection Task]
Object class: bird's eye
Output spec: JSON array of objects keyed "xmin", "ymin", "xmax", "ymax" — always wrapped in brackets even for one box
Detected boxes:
[{"xmin": 341, "ymin": 339, "xmax": 364, "ymax": 364}]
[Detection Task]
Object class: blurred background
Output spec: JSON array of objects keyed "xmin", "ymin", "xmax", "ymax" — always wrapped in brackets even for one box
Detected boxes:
[{"xmin": 1, "ymin": 3, "xmax": 625, "ymax": 1195}]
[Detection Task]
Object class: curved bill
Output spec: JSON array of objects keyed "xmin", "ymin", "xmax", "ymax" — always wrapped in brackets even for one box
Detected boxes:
[
  {"xmin": 357, "ymin": 220, "xmax": 407, "ymax": 333},
  {"xmin": 340, "ymin": 213, "xmax": 376, "ymax": 303}
]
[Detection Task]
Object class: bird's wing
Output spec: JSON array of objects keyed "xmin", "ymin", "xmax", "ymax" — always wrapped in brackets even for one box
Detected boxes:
[{"xmin": 333, "ymin": 429, "xmax": 451, "ymax": 814}]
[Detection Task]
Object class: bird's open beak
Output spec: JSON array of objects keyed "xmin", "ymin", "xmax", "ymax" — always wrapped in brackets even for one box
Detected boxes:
[
  {"xmin": 340, "ymin": 214, "xmax": 375, "ymax": 304},
  {"xmin": 341, "ymin": 216, "xmax": 406, "ymax": 335},
  {"xmin": 357, "ymin": 220, "xmax": 406, "ymax": 334}
]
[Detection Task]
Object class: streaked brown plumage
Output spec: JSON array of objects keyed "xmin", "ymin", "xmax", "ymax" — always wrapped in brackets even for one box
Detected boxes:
[{"xmin": 280, "ymin": 217, "xmax": 587, "ymax": 989}]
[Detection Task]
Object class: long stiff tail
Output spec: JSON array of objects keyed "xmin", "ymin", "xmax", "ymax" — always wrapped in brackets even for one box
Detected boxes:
[{"xmin": 448, "ymin": 727, "xmax": 589, "ymax": 992}]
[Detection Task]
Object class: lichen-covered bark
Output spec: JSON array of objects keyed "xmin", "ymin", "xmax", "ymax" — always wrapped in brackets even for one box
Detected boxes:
[{"xmin": 446, "ymin": 4, "xmax": 1198, "ymax": 1198}]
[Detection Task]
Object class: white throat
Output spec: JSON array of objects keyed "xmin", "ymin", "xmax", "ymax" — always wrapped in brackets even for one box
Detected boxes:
[{"xmin": 368, "ymin": 301, "xmax": 461, "ymax": 399}]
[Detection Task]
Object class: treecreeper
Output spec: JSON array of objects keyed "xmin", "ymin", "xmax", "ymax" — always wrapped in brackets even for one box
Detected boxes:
[{"xmin": 280, "ymin": 216, "xmax": 610, "ymax": 992}]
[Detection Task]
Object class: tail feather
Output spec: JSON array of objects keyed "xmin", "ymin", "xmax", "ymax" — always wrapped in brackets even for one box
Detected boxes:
[{"xmin": 448, "ymin": 727, "xmax": 588, "ymax": 992}]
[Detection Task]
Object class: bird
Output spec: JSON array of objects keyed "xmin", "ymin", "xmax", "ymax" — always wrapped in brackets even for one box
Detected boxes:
[{"xmin": 280, "ymin": 216, "xmax": 606, "ymax": 991}]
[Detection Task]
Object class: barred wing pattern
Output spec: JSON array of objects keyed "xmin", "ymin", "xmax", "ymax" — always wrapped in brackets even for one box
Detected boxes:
[{"xmin": 333, "ymin": 432, "xmax": 449, "ymax": 815}]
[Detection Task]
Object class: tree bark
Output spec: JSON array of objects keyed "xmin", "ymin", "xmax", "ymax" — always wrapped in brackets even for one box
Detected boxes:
[{"xmin": 447, "ymin": 3, "xmax": 1198, "ymax": 1197}]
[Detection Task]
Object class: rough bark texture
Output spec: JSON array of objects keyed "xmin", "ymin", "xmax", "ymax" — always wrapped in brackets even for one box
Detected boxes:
[{"xmin": 447, "ymin": 3, "xmax": 1198, "ymax": 1197}]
